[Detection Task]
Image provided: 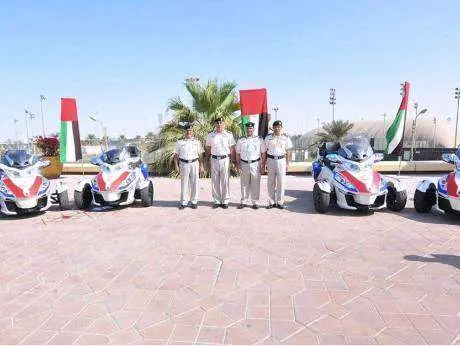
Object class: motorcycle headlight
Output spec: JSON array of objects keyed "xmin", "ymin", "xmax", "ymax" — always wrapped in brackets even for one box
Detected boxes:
[
  {"xmin": 91, "ymin": 177, "xmax": 100, "ymax": 191},
  {"xmin": 334, "ymin": 172, "xmax": 357, "ymax": 192},
  {"xmin": 38, "ymin": 180, "xmax": 50, "ymax": 195},
  {"xmin": 380, "ymin": 177, "xmax": 387, "ymax": 191},
  {"xmin": 118, "ymin": 173, "xmax": 136, "ymax": 190},
  {"xmin": 0, "ymin": 183, "xmax": 11, "ymax": 196},
  {"xmin": 438, "ymin": 178, "xmax": 448, "ymax": 194}
]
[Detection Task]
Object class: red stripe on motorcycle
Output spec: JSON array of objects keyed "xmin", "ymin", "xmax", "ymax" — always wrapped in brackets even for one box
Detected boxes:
[
  {"xmin": 97, "ymin": 173, "xmax": 106, "ymax": 191},
  {"xmin": 29, "ymin": 177, "xmax": 43, "ymax": 196},
  {"xmin": 446, "ymin": 172, "xmax": 459, "ymax": 197},
  {"xmin": 109, "ymin": 171, "xmax": 130, "ymax": 191},
  {"xmin": 340, "ymin": 171, "xmax": 369, "ymax": 193},
  {"xmin": 2, "ymin": 178, "xmax": 25, "ymax": 199}
]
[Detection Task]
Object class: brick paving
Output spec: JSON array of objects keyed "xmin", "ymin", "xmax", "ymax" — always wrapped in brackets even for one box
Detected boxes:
[{"xmin": 0, "ymin": 174, "xmax": 459, "ymax": 345}]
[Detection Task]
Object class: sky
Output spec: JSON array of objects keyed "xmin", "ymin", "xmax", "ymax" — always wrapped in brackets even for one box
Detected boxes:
[{"xmin": 1, "ymin": 0, "xmax": 459, "ymax": 142}]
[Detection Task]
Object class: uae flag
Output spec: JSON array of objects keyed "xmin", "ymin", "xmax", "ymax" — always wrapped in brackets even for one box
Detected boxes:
[
  {"xmin": 60, "ymin": 98, "xmax": 82, "ymax": 162},
  {"xmin": 386, "ymin": 82, "xmax": 410, "ymax": 155},
  {"xmin": 239, "ymin": 88, "xmax": 269, "ymax": 138}
]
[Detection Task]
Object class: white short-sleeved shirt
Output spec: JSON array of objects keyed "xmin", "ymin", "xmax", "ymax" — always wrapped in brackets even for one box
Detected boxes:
[
  {"xmin": 262, "ymin": 134, "xmax": 293, "ymax": 156},
  {"xmin": 175, "ymin": 138, "xmax": 204, "ymax": 160},
  {"xmin": 205, "ymin": 130, "xmax": 236, "ymax": 156},
  {"xmin": 236, "ymin": 136, "xmax": 263, "ymax": 161}
]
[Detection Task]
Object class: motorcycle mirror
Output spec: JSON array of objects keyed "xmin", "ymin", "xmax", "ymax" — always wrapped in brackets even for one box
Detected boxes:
[
  {"xmin": 39, "ymin": 160, "xmax": 51, "ymax": 168},
  {"xmin": 374, "ymin": 153, "xmax": 384, "ymax": 162},
  {"xmin": 441, "ymin": 153, "xmax": 455, "ymax": 164},
  {"xmin": 325, "ymin": 153, "xmax": 341, "ymax": 163}
]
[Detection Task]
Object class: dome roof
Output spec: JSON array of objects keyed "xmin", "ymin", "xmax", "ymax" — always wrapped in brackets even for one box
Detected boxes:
[{"xmin": 306, "ymin": 116, "xmax": 457, "ymax": 148}]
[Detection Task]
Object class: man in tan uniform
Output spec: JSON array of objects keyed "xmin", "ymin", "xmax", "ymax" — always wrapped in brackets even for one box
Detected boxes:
[
  {"xmin": 174, "ymin": 123, "xmax": 204, "ymax": 209},
  {"xmin": 261, "ymin": 120, "xmax": 293, "ymax": 209},
  {"xmin": 205, "ymin": 117, "xmax": 236, "ymax": 209},
  {"xmin": 236, "ymin": 122, "xmax": 263, "ymax": 209}
]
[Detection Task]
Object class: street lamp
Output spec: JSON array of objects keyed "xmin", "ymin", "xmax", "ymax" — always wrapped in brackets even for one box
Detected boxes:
[
  {"xmin": 39, "ymin": 95, "xmax": 47, "ymax": 137},
  {"xmin": 89, "ymin": 115, "xmax": 108, "ymax": 151},
  {"xmin": 410, "ymin": 102, "xmax": 427, "ymax": 161},
  {"xmin": 24, "ymin": 110, "xmax": 35, "ymax": 152},
  {"xmin": 432, "ymin": 117, "xmax": 437, "ymax": 148},
  {"xmin": 329, "ymin": 88, "xmax": 336, "ymax": 121},
  {"xmin": 13, "ymin": 119, "xmax": 19, "ymax": 149},
  {"xmin": 455, "ymin": 87, "xmax": 459, "ymax": 147},
  {"xmin": 382, "ymin": 113, "xmax": 387, "ymax": 138},
  {"xmin": 273, "ymin": 107, "xmax": 279, "ymax": 121}
]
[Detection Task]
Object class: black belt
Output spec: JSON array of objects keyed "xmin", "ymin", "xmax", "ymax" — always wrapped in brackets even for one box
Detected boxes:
[
  {"xmin": 180, "ymin": 158, "xmax": 198, "ymax": 163},
  {"xmin": 267, "ymin": 154, "xmax": 285, "ymax": 160},
  {"xmin": 212, "ymin": 155, "xmax": 228, "ymax": 159},
  {"xmin": 241, "ymin": 158, "xmax": 260, "ymax": 164}
]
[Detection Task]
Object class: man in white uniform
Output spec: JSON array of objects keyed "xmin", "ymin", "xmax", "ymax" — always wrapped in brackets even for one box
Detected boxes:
[
  {"xmin": 261, "ymin": 120, "xmax": 293, "ymax": 209},
  {"xmin": 174, "ymin": 123, "xmax": 204, "ymax": 209},
  {"xmin": 236, "ymin": 122, "xmax": 263, "ymax": 209},
  {"xmin": 205, "ymin": 117, "xmax": 236, "ymax": 209}
]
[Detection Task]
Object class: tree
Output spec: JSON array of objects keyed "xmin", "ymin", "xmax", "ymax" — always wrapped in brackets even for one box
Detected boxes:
[
  {"xmin": 147, "ymin": 78, "xmax": 241, "ymax": 176},
  {"xmin": 86, "ymin": 134, "xmax": 97, "ymax": 145},
  {"xmin": 119, "ymin": 134, "xmax": 126, "ymax": 143},
  {"xmin": 315, "ymin": 120, "xmax": 354, "ymax": 144}
]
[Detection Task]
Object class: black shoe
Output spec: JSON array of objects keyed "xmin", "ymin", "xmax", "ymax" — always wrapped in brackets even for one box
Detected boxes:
[
  {"xmin": 178, "ymin": 205, "xmax": 186, "ymax": 210},
  {"xmin": 277, "ymin": 204, "xmax": 287, "ymax": 210},
  {"xmin": 237, "ymin": 204, "xmax": 245, "ymax": 209},
  {"xmin": 191, "ymin": 204, "xmax": 198, "ymax": 209},
  {"xmin": 212, "ymin": 204, "xmax": 220, "ymax": 209},
  {"xmin": 266, "ymin": 204, "xmax": 276, "ymax": 209},
  {"xmin": 252, "ymin": 204, "xmax": 259, "ymax": 210},
  {"xmin": 221, "ymin": 204, "xmax": 229, "ymax": 209}
]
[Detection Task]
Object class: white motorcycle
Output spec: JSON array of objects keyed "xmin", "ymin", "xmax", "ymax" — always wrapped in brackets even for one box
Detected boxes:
[
  {"xmin": 74, "ymin": 145, "xmax": 153, "ymax": 209},
  {"xmin": 312, "ymin": 135, "xmax": 407, "ymax": 213},
  {"xmin": 0, "ymin": 150, "xmax": 69, "ymax": 216},
  {"xmin": 414, "ymin": 150, "xmax": 460, "ymax": 216}
]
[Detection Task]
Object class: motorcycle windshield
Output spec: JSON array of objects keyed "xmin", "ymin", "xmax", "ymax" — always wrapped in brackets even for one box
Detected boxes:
[
  {"xmin": 100, "ymin": 149, "xmax": 128, "ymax": 165},
  {"xmin": 338, "ymin": 135, "xmax": 374, "ymax": 163},
  {"xmin": 1, "ymin": 150, "xmax": 39, "ymax": 169}
]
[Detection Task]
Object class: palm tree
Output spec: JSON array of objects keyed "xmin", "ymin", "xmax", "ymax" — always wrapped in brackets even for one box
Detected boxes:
[
  {"xmin": 315, "ymin": 120, "xmax": 354, "ymax": 144},
  {"xmin": 147, "ymin": 78, "xmax": 241, "ymax": 176}
]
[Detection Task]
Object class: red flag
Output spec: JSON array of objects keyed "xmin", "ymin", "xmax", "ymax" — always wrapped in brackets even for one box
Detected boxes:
[{"xmin": 239, "ymin": 88, "xmax": 269, "ymax": 138}]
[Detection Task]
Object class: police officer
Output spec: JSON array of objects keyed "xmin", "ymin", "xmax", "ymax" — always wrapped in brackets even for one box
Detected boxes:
[
  {"xmin": 174, "ymin": 123, "xmax": 204, "ymax": 209},
  {"xmin": 205, "ymin": 117, "xmax": 236, "ymax": 209},
  {"xmin": 261, "ymin": 120, "xmax": 293, "ymax": 209},
  {"xmin": 236, "ymin": 122, "xmax": 262, "ymax": 209}
]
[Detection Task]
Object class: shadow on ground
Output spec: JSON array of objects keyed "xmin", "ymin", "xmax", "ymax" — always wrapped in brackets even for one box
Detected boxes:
[
  {"xmin": 284, "ymin": 189, "xmax": 380, "ymax": 217},
  {"xmin": 383, "ymin": 207, "xmax": 460, "ymax": 226},
  {"xmin": 404, "ymin": 254, "xmax": 460, "ymax": 270}
]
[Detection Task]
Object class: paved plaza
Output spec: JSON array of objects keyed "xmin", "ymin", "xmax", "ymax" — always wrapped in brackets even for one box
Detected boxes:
[{"xmin": 0, "ymin": 174, "xmax": 459, "ymax": 345}]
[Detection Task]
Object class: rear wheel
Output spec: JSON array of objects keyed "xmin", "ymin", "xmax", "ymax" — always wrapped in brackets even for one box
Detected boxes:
[
  {"xmin": 386, "ymin": 186, "xmax": 407, "ymax": 212},
  {"xmin": 74, "ymin": 184, "xmax": 92, "ymax": 210},
  {"xmin": 57, "ymin": 190, "xmax": 70, "ymax": 210},
  {"xmin": 140, "ymin": 181, "xmax": 154, "ymax": 207},
  {"xmin": 313, "ymin": 183, "xmax": 330, "ymax": 213},
  {"xmin": 414, "ymin": 185, "xmax": 436, "ymax": 213}
]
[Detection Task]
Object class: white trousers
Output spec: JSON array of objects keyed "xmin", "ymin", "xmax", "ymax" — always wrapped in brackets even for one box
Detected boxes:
[
  {"xmin": 180, "ymin": 161, "xmax": 199, "ymax": 205},
  {"xmin": 240, "ymin": 161, "xmax": 261, "ymax": 204},
  {"xmin": 267, "ymin": 158, "xmax": 286, "ymax": 205},
  {"xmin": 211, "ymin": 157, "xmax": 230, "ymax": 204}
]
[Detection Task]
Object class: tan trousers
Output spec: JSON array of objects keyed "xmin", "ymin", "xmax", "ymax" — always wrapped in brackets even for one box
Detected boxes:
[
  {"xmin": 267, "ymin": 158, "xmax": 287, "ymax": 205},
  {"xmin": 180, "ymin": 161, "xmax": 199, "ymax": 205},
  {"xmin": 240, "ymin": 161, "xmax": 261, "ymax": 204},
  {"xmin": 211, "ymin": 157, "xmax": 230, "ymax": 205}
]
